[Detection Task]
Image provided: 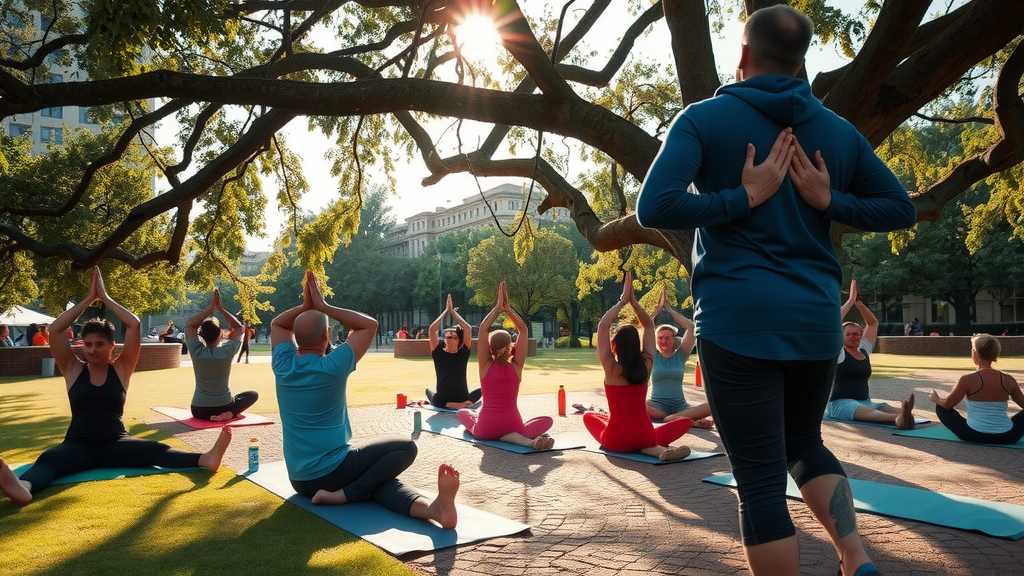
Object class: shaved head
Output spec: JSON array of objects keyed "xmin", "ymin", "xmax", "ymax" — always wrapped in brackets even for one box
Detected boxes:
[{"xmin": 294, "ymin": 310, "xmax": 328, "ymax": 350}]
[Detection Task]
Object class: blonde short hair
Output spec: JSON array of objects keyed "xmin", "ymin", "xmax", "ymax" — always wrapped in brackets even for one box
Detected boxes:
[
  {"xmin": 655, "ymin": 324, "xmax": 678, "ymax": 336},
  {"xmin": 971, "ymin": 334, "xmax": 1000, "ymax": 362}
]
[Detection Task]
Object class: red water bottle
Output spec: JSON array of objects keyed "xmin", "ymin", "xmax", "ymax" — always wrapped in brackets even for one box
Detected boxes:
[
  {"xmin": 695, "ymin": 362, "xmax": 703, "ymax": 389},
  {"xmin": 557, "ymin": 385, "xmax": 566, "ymax": 416}
]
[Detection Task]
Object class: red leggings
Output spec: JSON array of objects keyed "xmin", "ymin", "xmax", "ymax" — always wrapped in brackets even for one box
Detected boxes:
[{"xmin": 583, "ymin": 412, "xmax": 692, "ymax": 453}]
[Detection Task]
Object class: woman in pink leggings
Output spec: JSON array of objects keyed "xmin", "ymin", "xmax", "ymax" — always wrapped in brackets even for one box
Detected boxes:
[{"xmin": 457, "ymin": 281, "xmax": 555, "ymax": 450}]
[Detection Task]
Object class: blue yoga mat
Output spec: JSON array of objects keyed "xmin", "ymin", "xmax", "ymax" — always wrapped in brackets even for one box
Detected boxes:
[
  {"xmin": 703, "ymin": 472, "xmax": 1024, "ymax": 540},
  {"xmin": 894, "ymin": 424, "xmax": 1024, "ymax": 449},
  {"xmin": 13, "ymin": 463, "xmax": 201, "ymax": 486},
  {"xmin": 566, "ymin": 434, "xmax": 722, "ymax": 465},
  {"xmin": 824, "ymin": 415, "xmax": 930, "ymax": 429},
  {"xmin": 421, "ymin": 414, "xmax": 585, "ymax": 454},
  {"xmin": 246, "ymin": 460, "xmax": 530, "ymax": 555}
]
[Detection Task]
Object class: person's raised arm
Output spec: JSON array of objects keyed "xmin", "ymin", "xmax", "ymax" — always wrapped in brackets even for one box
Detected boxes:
[
  {"xmin": 306, "ymin": 271, "xmax": 377, "ymax": 362},
  {"xmin": 477, "ymin": 282, "xmax": 503, "ymax": 378},
  {"xmin": 213, "ymin": 291, "xmax": 245, "ymax": 341},
  {"xmin": 428, "ymin": 295, "xmax": 450, "ymax": 350},
  {"xmin": 854, "ymin": 300, "xmax": 879, "ymax": 345},
  {"xmin": 501, "ymin": 283, "xmax": 529, "ymax": 368},
  {"xmin": 271, "ymin": 274, "xmax": 312, "ymax": 347},
  {"xmin": 449, "ymin": 299, "xmax": 473, "ymax": 349},
  {"xmin": 666, "ymin": 305, "xmax": 696, "ymax": 356},
  {"xmin": 186, "ymin": 292, "xmax": 218, "ymax": 342},
  {"xmin": 840, "ymin": 278, "xmax": 858, "ymax": 320},
  {"xmin": 48, "ymin": 268, "xmax": 99, "ymax": 377},
  {"xmin": 597, "ymin": 299, "xmax": 625, "ymax": 372},
  {"xmin": 93, "ymin": 269, "xmax": 141, "ymax": 377},
  {"xmin": 636, "ymin": 114, "xmax": 793, "ymax": 230},
  {"xmin": 626, "ymin": 276, "xmax": 655, "ymax": 357}
]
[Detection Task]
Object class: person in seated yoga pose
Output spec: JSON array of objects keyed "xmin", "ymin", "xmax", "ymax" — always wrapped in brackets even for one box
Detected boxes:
[
  {"xmin": 272, "ymin": 271, "xmax": 459, "ymax": 528},
  {"xmin": 185, "ymin": 289, "xmax": 259, "ymax": 421},
  {"xmin": 930, "ymin": 334, "xmax": 1024, "ymax": 444},
  {"xmin": 457, "ymin": 281, "xmax": 554, "ymax": 450},
  {"xmin": 826, "ymin": 279, "xmax": 915, "ymax": 428},
  {"xmin": 584, "ymin": 272, "xmax": 693, "ymax": 461},
  {"xmin": 426, "ymin": 294, "xmax": 480, "ymax": 409},
  {"xmin": 648, "ymin": 288, "xmax": 713, "ymax": 427},
  {"xmin": 0, "ymin": 268, "xmax": 231, "ymax": 507}
]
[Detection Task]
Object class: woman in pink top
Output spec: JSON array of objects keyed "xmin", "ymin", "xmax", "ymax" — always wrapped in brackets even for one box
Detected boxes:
[{"xmin": 457, "ymin": 281, "xmax": 554, "ymax": 450}]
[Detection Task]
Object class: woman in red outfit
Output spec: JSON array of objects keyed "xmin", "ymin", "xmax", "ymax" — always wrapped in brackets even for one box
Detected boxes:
[{"xmin": 584, "ymin": 271, "xmax": 693, "ymax": 462}]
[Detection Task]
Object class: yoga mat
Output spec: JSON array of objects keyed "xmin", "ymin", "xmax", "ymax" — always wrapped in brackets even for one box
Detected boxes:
[
  {"xmin": 421, "ymin": 414, "xmax": 585, "ymax": 454},
  {"xmin": 13, "ymin": 463, "xmax": 201, "ymax": 486},
  {"xmin": 568, "ymin": 435, "xmax": 723, "ymax": 465},
  {"xmin": 151, "ymin": 406, "xmax": 274, "ymax": 429},
  {"xmin": 824, "ymin": 415, "xmax": 930, "ymax": 429},
  {"xmin": 246, "ymin": 460, "xmax": 530, "ymax": 555},
  {"xmin": 894, "ymin": 424, "xmax": 1024, "ymax": 449},
  {"xmin": 703, "ymin": 472, "xmax": 1024, "ymax": 540},
  {"xmin": 406, "ymin": 404, "xmax": 458, "ymax": 414}
]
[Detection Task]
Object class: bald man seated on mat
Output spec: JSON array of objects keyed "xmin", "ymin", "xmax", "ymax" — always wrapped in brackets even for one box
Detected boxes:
[{"xmin": 270, "ymin": 270, "xmax": 460, "ymax": 528}]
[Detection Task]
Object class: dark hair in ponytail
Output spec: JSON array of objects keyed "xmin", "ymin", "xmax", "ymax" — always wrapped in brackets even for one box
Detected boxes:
[{"xmin": 613, "ymin": 325, "xmax": 648, "ymax": 385}]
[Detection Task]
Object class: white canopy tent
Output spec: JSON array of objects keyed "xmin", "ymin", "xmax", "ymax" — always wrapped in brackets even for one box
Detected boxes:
[{"xmin": 0, "ymin": 306, "xmax": 56, "ymax": 327}]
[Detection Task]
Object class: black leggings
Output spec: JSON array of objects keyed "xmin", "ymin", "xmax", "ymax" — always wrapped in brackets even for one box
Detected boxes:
[
  {"xmin": 935, "ymin": 405, "xmax": 1024, "ymax": 444},
  {"xmin": 20, "ymin": 437, "xmax": 201, "ymax": 494},
  {"xmin": 426, "ymin": 388, "xmax": 481, "ymax": 408},
  {"xmin": 236, "ymin": 341, "xmax": 249, "ymax": 363},
  {"xmin": 698, "ymin": 339, "xmax": 846, "ymax": 546},
  {"xmin": 191, "ymin": 391, "xmax": 259, "ymax": 420},
  {"xmin": 290, "ymin": 438, "xmax": 422, "ymax": 515}
]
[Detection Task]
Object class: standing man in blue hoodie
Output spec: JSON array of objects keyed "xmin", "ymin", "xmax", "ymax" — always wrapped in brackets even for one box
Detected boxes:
[{"xmin": 636, "ymin": 5, "xmax": 915, "ymax": 576}]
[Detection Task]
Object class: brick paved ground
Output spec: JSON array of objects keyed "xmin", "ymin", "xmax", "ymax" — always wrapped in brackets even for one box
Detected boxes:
[{"xmin": 152, "ymin": 367, "xmax": 1024, "ymax": 576}]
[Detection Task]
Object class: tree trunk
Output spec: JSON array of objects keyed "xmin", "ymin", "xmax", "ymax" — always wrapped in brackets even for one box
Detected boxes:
[
  {"xmin": 951, "ymin": 292, "xmax": 974, "ymax": 335},
  {"xmin": 569, "ymin": 300, "xmax": 581, "ymax": 348}
]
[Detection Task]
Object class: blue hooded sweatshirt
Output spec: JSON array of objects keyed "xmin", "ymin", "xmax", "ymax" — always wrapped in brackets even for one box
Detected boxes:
[{"xmin": 636, "ymin": 75, "xmax": 915, "ymax": 361}]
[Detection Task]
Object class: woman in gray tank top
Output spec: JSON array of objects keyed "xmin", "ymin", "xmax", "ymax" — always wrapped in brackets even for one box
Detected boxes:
[{"xmin": 185, "ymin": 289, "xmax": 259, "ymax": 421}]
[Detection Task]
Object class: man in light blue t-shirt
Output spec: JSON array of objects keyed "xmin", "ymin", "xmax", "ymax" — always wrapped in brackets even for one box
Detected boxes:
[{"xmin": 271, "ymin": 270, "xmax": 460, "ymax": 528}]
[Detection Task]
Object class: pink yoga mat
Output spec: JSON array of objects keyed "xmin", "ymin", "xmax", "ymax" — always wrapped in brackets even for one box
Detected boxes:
[{"xmin": 151, "ymin": 406, "xmax": 274, "ymax": 429}]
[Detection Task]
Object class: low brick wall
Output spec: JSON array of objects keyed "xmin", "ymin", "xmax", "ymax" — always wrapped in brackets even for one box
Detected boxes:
[
  {"xmin": 0, "ymin": 343, "xmax": 182, "ymax": 377},
  {"xmin": 394, "ymin": 338, "xmax": 538, "ymax": 358},
  {"xmin": 876, "ymin": 336, "xmax": 1024, "ymax": 357}
]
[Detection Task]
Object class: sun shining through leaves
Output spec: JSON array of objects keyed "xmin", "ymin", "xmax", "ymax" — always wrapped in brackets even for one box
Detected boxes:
[{"xmin": 454, "ymin": 13, "xmax": 502, "ymax": 68}]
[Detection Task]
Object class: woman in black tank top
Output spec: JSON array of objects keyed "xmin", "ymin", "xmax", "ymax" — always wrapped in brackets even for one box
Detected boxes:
[
  {"xmin": 0, "ymin": 268, "xmax": 234, "ymax": 506},
  {"xmin": 424, "ymin": 294, "xmax": 481, "ymax": 409}
]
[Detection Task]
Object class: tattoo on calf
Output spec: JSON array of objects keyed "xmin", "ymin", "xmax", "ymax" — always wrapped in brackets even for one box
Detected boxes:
[{"xmin": 830, "ymin": 479, "xmax": 857, "ymax": 538}]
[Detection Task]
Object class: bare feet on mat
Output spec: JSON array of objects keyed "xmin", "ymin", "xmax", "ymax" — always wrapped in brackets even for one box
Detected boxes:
[
  {"xmin": 691, "ymin": 418, "xmax": 714, "ymax": 429},
  {"xmin": 659, "ymin": 445, "xmax": 691, "ymax": 462},
  {"xmin": 199, "ymin": 426, "xmax": 233, "ymax": 471},
  {"xmin": 312, "ymin": 489, "xmax": 348, "ymax": 505},
  {"xmin": 427, "ymin": 464, "xmax": 460, "ymax": 529},
  {"xmin": 209, "ymin": 411, "xmax": 235, "ymax": 422},
  {"xmin": 531, "ymin": 435, "xmax": 555, "ymax": 450},
  {"xmin": 895, "ymin": 394, "xmax": 916, "ymax": 430},
  {"xmin": 0, "ymin": 458, "xmax": 32, "ymax": 506}
]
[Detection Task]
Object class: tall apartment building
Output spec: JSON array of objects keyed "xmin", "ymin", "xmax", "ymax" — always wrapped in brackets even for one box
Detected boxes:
[{"xmin": 383, "ymin": 183, "xmax": 571, "ymax": 257}]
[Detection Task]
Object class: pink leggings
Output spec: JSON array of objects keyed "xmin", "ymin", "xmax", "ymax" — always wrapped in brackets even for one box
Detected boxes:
[{"xmin": 457, "ymin": 410, "xmax": 553, "ymax": 441}]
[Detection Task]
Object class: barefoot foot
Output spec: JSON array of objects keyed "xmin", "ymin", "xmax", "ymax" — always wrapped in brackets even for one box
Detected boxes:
[
  {"xmin": 896, "ymin": 393, "xmax": 916, "ymax": 430},
  {"xmin": 659, "ymin": 445, "xmax": 691, "ymax": 462},
  {"xmin": 692, "ymin": 418, "xmax": 714, "ymax": 429},
  {"xmin": 0, "ymin": 458, "xmax": 32, "ymax": 506},
  {"xmin": 531, "ymin": 435, "xmax": 555, "ymax": 451},
  {"xmin": 198, "ymin": 426, "xmax": 233, "ymax": 471},
  {"xmin": 209, "ymin": 411, "xmax": 235, "ymax": 422},
  {"xmin": 426, "ymin": 464, "xmax": 460, "ymax": 529},
  {"xmin": 311, "ymin": 489, "xmax": 348, "ymax": 505}
]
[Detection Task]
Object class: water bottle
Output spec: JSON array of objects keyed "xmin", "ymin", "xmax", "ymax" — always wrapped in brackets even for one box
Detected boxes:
[
  {"xmin": 695, "ymin": 361, "xmax": 703, "ymax": 389},
  {"xmin": 412, "ymin": 410, "xmax": 422, "ymax": 439},
  {"xmin": 248, "ymin": 437, "xmax": 260, "ymax": 474},
  {"xmin": 557, "ymin": 385, "xmax": 566, "ymax": 416}
]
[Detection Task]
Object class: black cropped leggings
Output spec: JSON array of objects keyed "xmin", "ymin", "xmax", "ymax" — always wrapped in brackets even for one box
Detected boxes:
[
  {"xmin": 19, "ymin": 436, "xmax": 201, "ymax": 494},
  {"xmin": 191, "ymin": 391, "xmax": 259, "ymax": 420},
  {"xmin": 427, "ymin": 388, "xmax": 481, "ymax": 408},
  {"xmin": 935, "ymin": 405, "xmax": 1024, "ymax": 445},
  {"xmin": 290, "ymin": 438, "xmax": 422, "ymax": 515},
  {"xmin": 698, "ymin": 339, "xmax": 846, "ymax": 546}
]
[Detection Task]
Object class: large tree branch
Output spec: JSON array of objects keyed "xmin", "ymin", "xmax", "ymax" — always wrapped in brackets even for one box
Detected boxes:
[
  {"xmin": 556, "ymin": 1, "xmax": 662, "ymax": 87},
  {"xmin": 490, "ymin": 0, "xmax": 574, "ymax": 100},
  {"xmin": 0, "ymin": 33, "xmax": 87, "ymax": 70},
  {"xmin": 665, "ymin": 0, "xmax": 719, "ymax": 106},
  {"xmin": 0, "ymin": 68, "xmax": 659, "ymax": 179},
  {"xmin": 911, "ymin": 41, "xmax": 1024, "ymax": 220},
  {"xmin": 822, "ymin": 0, "xmax": 931, "ymax": 114}
]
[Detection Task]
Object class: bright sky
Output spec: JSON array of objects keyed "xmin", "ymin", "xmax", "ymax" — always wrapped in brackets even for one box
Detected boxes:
[{"xmin": 154, "ymin": 0, "xmax": 918, "ymax": 251}]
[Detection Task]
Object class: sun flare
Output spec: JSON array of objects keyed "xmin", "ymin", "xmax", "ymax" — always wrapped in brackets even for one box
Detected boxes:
[{"xmin": 454, "ymin": 13, "xmax": 502, "ymax": 64}]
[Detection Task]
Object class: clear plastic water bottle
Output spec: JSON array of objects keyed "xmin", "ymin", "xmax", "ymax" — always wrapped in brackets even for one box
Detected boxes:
[
  {"xmin": 412, "ymin": 410, "xmax": 422, "ymax": 439},
  {"xmin": 248, "ymin": 437, "xmax": 260, "ymax": 474}
]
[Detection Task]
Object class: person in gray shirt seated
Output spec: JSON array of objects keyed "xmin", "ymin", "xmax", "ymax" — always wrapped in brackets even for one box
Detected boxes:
[{"xmin": 185, "ymin": 289, "xmax": 258, "ymax": 421}]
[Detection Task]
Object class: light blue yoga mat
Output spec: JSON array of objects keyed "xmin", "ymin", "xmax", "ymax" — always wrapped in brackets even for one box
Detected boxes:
[
  {"xmin": 703, "ymin": 472, "xmax": 1024, "ymax": 540},
  {"xmin": 406, "ymin": 400, "xmax": 482, "ymax": 414},
  {"xmin": 421, "ymin": 414, "xmax": 585, "ymax": 454},
  {"xmin": 824, "ymin": 415, "xmax": 931, "ymax": 429},
  {"xmin": 246, "ymin": 460, "xmax": 530, "ymax": 555},
  {"xmin": 894, "ymin": 424, "xmax": 1024, "ymax": 449},
  {"xmin": 13, "ymin": 463, "xmax": 201, "ymax": 486}
]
